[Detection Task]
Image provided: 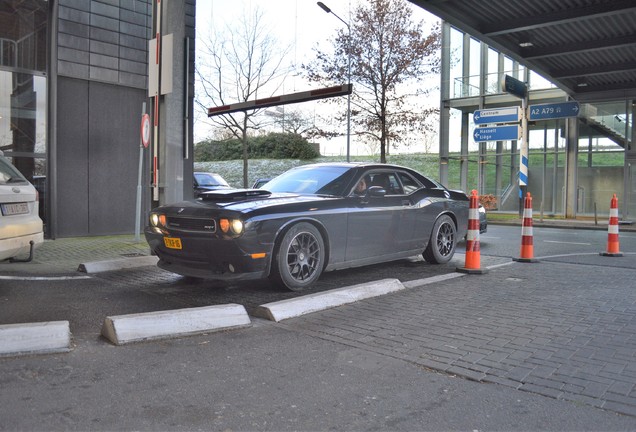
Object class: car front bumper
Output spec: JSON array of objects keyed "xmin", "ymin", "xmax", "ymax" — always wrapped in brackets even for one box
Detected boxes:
[{"xmin": 144, "ymin": 228, "xmax": 272, "ymax": 281}]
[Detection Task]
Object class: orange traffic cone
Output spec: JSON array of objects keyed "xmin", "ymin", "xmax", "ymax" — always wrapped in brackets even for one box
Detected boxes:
[
  {"xmin": 514, "ymin": 192, "xmax": 539, "ymax": 263},
  {"xmin": 600, "ymin": 194, "xmax": 623, "ymax": 257},
  {"xmin": 457, "ymin": 190, "xmax": 488, "ymax": 274}
]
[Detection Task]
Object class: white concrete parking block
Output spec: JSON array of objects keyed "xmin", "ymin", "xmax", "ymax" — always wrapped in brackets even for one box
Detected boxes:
[
  {"xmin": 256, "ymin": 278, "xmax": 405, "ymax": 322},
  {"xmin": 101, "ymin": 304, "xmax": 251, "ymax": 345},
  {"xmin": 78, "ymin": 255, "xmax": 159, "ymax": 273},
  {"xmin": 0, "ymin": 321, "xmax": 72, "ymax": 356}
]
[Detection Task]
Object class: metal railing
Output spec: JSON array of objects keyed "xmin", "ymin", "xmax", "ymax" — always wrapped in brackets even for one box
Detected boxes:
[
  {"xmin": 452, "ymin": 71, "xmax": 557, "ymax": 99},
  {"xmin": 0, "ymin": 37, "xmax": 18, "ymax": 68}
]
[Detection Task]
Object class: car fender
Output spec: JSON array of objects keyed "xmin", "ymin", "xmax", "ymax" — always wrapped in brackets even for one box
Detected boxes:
[{"xmin": 269, "ymin": 217, "xmax": 332, "ymax": 274}]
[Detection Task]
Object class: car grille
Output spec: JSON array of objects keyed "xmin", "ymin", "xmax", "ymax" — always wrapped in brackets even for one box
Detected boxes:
[{"xmin": 166, "ymin": 216, "xmax": 216, "ymax": 233}]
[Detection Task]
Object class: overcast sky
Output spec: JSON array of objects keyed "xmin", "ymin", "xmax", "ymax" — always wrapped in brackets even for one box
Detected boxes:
[{"xmin": 194, "ymin": 0, "xmax": 439, "ymax": 156}]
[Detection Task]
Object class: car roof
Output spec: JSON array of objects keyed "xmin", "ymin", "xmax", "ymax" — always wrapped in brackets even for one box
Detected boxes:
[{"xmin": 296, "ymin": 162, "xmax": 411, "ymax": 171}]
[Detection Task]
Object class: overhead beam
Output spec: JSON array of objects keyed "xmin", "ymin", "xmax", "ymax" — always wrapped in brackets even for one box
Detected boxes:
[
  {"xmin": 552, "ymin": 61, "xmax": 636, "ymax": 79},
  {"xmin": 208, "ymin": 84, "xmax": 352, "ymax": 117},
  {"xmin": 482, "ymin": 1, "xmax": 636, "ymax": 36},
  {"xmin": 521, "ymin": 34, "xmax": 636, "ymax": 60}
]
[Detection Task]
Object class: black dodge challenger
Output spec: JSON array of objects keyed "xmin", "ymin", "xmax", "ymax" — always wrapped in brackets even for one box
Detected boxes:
[{"xmin": 145, "ymin": 163, "xmax": 469, "ymax": 291}]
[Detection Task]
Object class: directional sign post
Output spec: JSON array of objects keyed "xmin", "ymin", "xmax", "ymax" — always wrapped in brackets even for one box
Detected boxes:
[
  {"xmin": 473, "ymin": 125, "xmax": 522, "ymax": 142},
  {"xmin": 473, "ymin": 107, "xmax": 521, "ymax": 125},
  {"xmin": 529, "ymin": 101, "xmax": 580, "ymax": 121},
  {"xmin": 501, "ymin": 75, "xmax": 527, "ymax": 99}
]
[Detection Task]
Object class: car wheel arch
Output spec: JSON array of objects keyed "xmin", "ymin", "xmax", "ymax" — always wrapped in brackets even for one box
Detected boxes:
[
  {"xmin": 268, "ymin": 218, "xmax": 331, "ymax": 275},
  {"xmin": 423, "ymin": 212, "xmax": 459, "ymax": 264}
]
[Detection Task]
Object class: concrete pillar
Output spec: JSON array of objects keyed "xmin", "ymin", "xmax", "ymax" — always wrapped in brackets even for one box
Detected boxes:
[
  {"xmin": 157, "ymin": 0, "xmax": 195, "ymax": 206},
  {"xmin": 564, "ymin": 116, "xmax": 579, "ymax": 218},
  {"xmin": 439, "ymin": 22, "xmax": 451, "ymax": 186}
]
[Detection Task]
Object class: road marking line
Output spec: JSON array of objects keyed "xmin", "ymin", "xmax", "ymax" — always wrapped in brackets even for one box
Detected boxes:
[
  {"xmin": 543, "ymin": 240, "xmax": 591, "ymax": 245},
  {"xmin": 0, "ymin": 275, "xmax": 92, "ymax": 281}
]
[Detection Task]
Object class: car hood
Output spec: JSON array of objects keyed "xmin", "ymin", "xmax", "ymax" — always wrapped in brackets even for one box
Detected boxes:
[
  {"xmin": 162, "ymin": 189, "xmax": 334, "ymax": 215},
  {"xmin": 196, "ymin": 185, "xmax": 232, "ymax": 191}
]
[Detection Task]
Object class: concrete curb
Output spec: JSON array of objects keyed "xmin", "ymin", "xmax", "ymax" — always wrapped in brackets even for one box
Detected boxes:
[
  {"xmin": 101, "ymin": 304, "xmax": 251, "ymax": 345},
  {"xmin": 0, "ymin": 321, "xmax": 72, "ymax": 357},
  {"xmin": 78, "ymin": 255, "xmax": 159, "ymax": 273},
  {"xmin": 255, "ymin": 278, "xmax": 404, "ymax": 322}
]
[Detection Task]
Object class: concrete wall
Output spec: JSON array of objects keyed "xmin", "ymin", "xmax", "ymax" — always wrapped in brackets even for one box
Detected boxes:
[
  {"xmin": 56, "ymin": 77, "xmax": 147, "ymax": 236},
  {"xmin": 52, "ymin": 0, "xmax": 153, "ymax": 236},
  {"xmin": 51, "ymin": 0, "xmax": 196, "ymax": 236},
  {"xmin": 57, "ymin": 0, "xmax": 150, "ymax": 89}
]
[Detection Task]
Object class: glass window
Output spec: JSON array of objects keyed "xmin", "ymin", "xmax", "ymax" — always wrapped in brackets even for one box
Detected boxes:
[
  {"xmin": 0, "ymin": 72, "xmax": 47, "ymax": 176},
  {"xmin": 265, "ymin": 165, "xmax": 354, "ymax": 196},
  {"xmin": 1, "ymin": 0, "xmax": 48, "ymax": 225},
  {"xmin": 397, "ymin": 172, "xmax": 422, "ymax": 194},
  {"xmin": 0, "ymin": 152, "xmax": 27, "ymax": 184},
  {"xmin": 0, "ymin": 1, "xmax": 48, "ymax": 72}
]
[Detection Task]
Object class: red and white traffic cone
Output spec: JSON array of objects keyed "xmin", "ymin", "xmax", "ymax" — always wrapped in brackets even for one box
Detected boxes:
[
  {"xmin": 600, "ymin": 194, "xmax": 623, "ymax": 257},
  {"xmin": 457, "ymin": 190, "xmax": 488, "ymax": 274},
  {"xmin": 514, "ymin": 192, "xmax": 539, "ymax": 263}
]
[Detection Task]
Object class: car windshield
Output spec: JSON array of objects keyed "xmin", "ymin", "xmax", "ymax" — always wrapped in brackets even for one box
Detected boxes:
[
  {"xmin": 263, "ymin": 165, "xmax": 354, "ymax": 196},
  {"xmin": 0, "ymin": 156, "xmax": 28, "ymax": 185},
  {"xmin": 195, "ymin": 173, "xmax": 229, "ymax": 187}
]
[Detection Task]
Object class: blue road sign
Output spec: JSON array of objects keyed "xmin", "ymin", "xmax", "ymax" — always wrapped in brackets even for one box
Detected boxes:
[
  {"xmin": 473, "ymin": 107, "xmax": 521, "ymax": 125},
  {"xmin": 529, "ymin": 101, "xmax": 580, "ymax": 121},
  {"xmin": 501, "ymin": 75, "xmax": 527, "ymax": 99},
  {"xmin": 473, "ymin": 125, "xmax": 522, "ymax": 142}
]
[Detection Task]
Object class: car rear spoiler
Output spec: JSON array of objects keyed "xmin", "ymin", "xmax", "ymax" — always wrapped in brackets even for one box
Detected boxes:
[{"xmin": 199, "ymin": 188, "xmax": 272, "ymax": 201}]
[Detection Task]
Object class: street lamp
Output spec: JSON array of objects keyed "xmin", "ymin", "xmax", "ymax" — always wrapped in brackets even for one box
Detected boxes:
[{"xmin": 317, "ymin": 1, "xmax": 351, "ymax": 162}]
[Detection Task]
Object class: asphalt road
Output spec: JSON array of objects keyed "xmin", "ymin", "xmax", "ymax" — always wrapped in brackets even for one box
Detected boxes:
[{"xmin": 1, "ymin": 225, "xmax": 636, "ymax": 430}]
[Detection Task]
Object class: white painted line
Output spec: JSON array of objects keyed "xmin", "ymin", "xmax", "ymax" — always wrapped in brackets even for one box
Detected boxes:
[
  {"xmin": 537, "ymin": 252, "xmax": 636, "ymax": 259},
  {"xmin": 0, "ymin": 321, "xmax": 72, "ymax": 357},
  {"xmin": 543, "ymin": 240, "xmax": 591, "ymax": 245},
  {"xmin": 403, "ymin": 272, "xmax": 466, "ymax": 289},
  {"xmin": 0, "ymin": 275, "xmax": 92, "ymax": 281},
  {"xmin": 78, "ymin": 255, "xmax": 158, "ymax": 273},
  {"xmin": 256, "ymin": 278, "xmax": 404, "ymax": 322},
  {"xmin": 101, "ymin": 303, "xmax": 251, "ymax": 345}
]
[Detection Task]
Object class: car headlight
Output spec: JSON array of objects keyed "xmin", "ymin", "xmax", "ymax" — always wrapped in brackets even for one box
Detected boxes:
[
  {"xmin": 231, "ymin": 219, "xmax": 244, "ymax": 235},
  {"xmin": 150, "ymin": 213, "xmax": 166, "ymax": 227},
  {"xmin": 219, "ymin": 218, "xmax": 244, "ymax": 236}
]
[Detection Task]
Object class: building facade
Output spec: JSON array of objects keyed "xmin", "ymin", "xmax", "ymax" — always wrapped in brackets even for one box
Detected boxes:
[{"xmin": 0, "ymin": 0, "xmax": 195, "ymax": 238}]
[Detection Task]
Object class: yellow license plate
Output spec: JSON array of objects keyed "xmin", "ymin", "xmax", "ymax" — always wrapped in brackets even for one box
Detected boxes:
[{"xmin": 163, "ymin": 237, "xmax": 182, "ymax": 250}]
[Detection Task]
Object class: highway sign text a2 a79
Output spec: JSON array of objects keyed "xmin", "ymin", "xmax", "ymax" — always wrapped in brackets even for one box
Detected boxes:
[{"xmin": 528, "ymin": 101, "xmax": 580, "ymax": 121}]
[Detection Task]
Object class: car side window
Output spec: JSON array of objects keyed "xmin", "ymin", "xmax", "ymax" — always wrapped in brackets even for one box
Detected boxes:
[
  {"xmin": 386, "ymin": 173, "xmax": 403, "ymax": 195},
  {"xmin": 368, "ymin": 172, "xmax": 403, "ymax": 195},
  {"xmin": 397, "ymin": 172, "xmax": 423, "ymax": 194}
]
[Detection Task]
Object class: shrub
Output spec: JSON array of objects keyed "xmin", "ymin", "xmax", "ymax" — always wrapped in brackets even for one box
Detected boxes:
[
  {"xmin": 195, "ymin": 133, "xmax": 319, "ymax": 161},
  {"xmin": 479, "ymin": 194, "xmax": 498, "ymax": 210},
  {"xmin": 194, "ymin": 139, "xmax": 242, "ymax": 160}
]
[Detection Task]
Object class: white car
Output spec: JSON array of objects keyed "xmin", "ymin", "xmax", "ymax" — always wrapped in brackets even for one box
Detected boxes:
[{"xmin": 0, "ymin": 151, "xmax": 44, "ymax": 262}]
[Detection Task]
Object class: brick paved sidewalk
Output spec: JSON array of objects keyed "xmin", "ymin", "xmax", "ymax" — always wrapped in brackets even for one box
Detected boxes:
[
  {"xmin": 0, "ymin": 235, "xmax": 151, "ymax": 275},
  {"xmin": 285, "ymin": 257, "xmax": 636, "ymax": 417}
]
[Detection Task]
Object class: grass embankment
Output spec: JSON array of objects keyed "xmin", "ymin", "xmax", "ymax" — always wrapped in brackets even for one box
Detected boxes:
[{"xmin": 194, "ymin": 154, "xmax": 441, "ymax": 190}]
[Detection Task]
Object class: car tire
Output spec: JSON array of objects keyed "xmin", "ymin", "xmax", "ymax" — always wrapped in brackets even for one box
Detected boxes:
[
  {"xmin": 270, "ymin": 222, "xmax": 325, "ymax": 291},
  {"xmin": 423, "ymin": 214, "xmax": 457, "ymax": 264}
]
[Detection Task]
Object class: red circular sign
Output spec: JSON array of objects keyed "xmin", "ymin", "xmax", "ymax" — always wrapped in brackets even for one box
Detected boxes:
[{"xmin": 140, "ymin": 113, "xmax": 151, "ymax": 148}]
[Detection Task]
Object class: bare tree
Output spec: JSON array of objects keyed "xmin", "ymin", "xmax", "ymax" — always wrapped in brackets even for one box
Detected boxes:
[
  {"xmin": 195, "ymin": 6, "xmax": 290, "ymax": 187},
  {"xmin": 304, "ymin": 0, "xmax": 441, "ymax": 163},
  {"xmin": 266, "ymin": 107, "xmax": 319, "ymax": 138}
]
